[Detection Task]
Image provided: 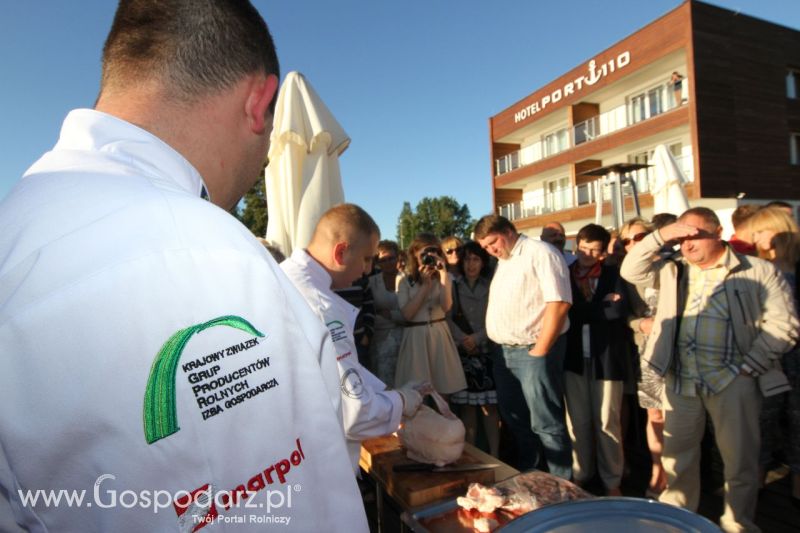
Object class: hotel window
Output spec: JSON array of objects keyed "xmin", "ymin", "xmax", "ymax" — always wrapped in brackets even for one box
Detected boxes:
[
  {"xmin": 541, "ymin": 128, "xmax": 570, "ymax": 157},
  {"xmin": 791, "ymin": 133, "xmax": 800, "ymax": 165},
  {"xmin": 787, "ymin": 69, "xmax": 799, "ymax": 99},
  {"xmin": 648, "ymin": 86, "xmax": 665, "ymax": 117},
  {"xmin": 545, "ymin": 177, "xmax": 572, "ymax": 212},
  {"xmin": 629, "ymin": 93, "xmax": 647, "ymax": 124},
  {"xmin": 628, "ymin": 83, "xmax": 668, "ymax": 125}
]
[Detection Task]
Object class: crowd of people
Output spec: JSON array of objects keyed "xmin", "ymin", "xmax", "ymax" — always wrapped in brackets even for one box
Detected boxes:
[
  {"xmin": 1, "ymin": 2, "xmax": 798, "ymax": 532},
  {"xmin": 340, "ymin": 203, "xmax": 799, "ymax": 533}
]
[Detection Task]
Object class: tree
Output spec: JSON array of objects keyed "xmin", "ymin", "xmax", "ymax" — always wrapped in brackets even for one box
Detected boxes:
[
  {"xmin": 396, "ymin": 201, "xmax": 416, "ymax": 250},
  {"xmin": 395, "ymin": 196, "xmax": 474, "ymax": 246},
  {"xmin": 236, "ymin": 177, "xmax": 268, "ymax": 237}
]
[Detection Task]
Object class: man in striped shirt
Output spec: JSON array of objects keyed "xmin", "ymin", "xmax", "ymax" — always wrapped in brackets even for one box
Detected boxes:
[{"xmin": 476, "ymin": 215, "xmax": 573, "ymax": 480}]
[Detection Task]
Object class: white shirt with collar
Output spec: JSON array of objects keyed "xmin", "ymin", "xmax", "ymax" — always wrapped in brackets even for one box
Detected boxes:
[
  {"xmin": 0, "ymin": 109, "xmax": 367, "ymax": 532},
  {"xmin": 486, "ymin": 234, "xmax": 572, "ymax": 346},
  {"xmin": 281, "ymin": 249, "xmax": 403, "ymax": 471}
]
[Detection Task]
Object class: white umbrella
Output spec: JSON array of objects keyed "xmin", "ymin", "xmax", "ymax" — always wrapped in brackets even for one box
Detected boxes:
[
  {"xmin": 650, "ymin": 144, "xmax": 690, "ymax": 216},
  {"xmin": 265, "ymin": 71, "xmax": 349, "ymax": 256}
]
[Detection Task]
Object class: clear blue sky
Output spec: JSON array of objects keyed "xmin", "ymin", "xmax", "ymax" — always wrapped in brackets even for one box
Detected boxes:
[{"xmin": 1, "ymin": 0, "xmax": 798, "ymax": 239}]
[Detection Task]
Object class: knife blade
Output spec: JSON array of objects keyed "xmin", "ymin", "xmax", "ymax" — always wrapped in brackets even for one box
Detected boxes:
[{"xmin": 393, "ymin": 462, "xmax": 501, "ymax": 473}]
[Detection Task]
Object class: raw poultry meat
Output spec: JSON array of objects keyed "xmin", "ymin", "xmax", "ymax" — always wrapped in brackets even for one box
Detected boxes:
[
  {"xmin": 457, "ymin": 471, "xmax": 591, "ymax": 525},
  {"xmin": 457, "ymin": 484, "xmax": 511, "ymax": 513},
  {"xmin": 398, "ymin": 390, "xmax": 465, "ymax": 466}
]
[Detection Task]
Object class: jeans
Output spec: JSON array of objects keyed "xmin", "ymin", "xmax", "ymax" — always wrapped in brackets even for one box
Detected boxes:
[
  {"xmin": 502, "ymin": 335, "xmax": 572, "ymax": 480},
  {"xmin": 489, "ymin": 345, "xmax": 540, "ymax": 471}
]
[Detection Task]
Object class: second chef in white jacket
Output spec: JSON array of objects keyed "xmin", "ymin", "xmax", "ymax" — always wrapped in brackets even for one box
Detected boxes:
[{"xmin": 281, "ymin": 204, "xmax": 426, "ymax": 470}]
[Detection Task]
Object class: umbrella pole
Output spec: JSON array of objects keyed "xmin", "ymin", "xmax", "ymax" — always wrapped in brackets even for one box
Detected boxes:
[{"xmin": 623, "ymin": 175, "xmax": 642, "ymax": 218}]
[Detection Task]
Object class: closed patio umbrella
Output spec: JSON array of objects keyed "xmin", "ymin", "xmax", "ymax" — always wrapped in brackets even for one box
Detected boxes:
[
  {"xmin": 650, "ymin": 144, "xmax": 690, "ymax": 217},
  {"xmin": 265, "ymin": 71, "xmax": 349, "ymax": 256}
]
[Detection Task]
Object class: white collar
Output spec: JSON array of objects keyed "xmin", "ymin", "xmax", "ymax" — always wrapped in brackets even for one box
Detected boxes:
[
  {"xmin": 32, "ymin": 109, "xmax": 208, "ymax": 199},
  {"xmin": 290, "ymin": 249, "xmax": 359, "ymax": 325},
  {"xmin": 291, "ymin": 248, "xmax": 334, "ymax": 291}
]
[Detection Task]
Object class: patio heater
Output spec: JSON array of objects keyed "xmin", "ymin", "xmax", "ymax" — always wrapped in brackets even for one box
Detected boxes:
[{"xmin": 578, "ymin": 163, "xmax": 651, "ymax": 230}]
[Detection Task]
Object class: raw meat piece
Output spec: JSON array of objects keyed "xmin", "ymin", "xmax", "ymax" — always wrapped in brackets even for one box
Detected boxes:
[
  {"xmin": 456, "ymin": 483, "xmax": 511, "ymax": 513},
  {"xmin": 398, "ymin": 390, "xmax": 465, "ymax": 466},
  {"xmin": 473, "ymin": 516, "xmax": 498, "ymax": 532},
  {"xmin": 456, "ymin": 471, "xmax": 591, "ymax": 516}
]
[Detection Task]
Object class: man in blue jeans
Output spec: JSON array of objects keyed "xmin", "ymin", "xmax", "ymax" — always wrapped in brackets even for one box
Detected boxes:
[{"xmin": 476, "ymin": 215, "xmax": 573, "ymax": 479}]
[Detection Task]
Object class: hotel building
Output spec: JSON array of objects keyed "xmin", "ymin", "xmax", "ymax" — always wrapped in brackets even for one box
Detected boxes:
[{"xmin": 488, "ymin": 0, "xmax": 800, "ymax": 240}]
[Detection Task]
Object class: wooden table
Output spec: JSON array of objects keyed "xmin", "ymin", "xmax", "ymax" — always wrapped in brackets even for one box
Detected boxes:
[{"xmin": 360, "ymin": 435, "xmax": 518, "ymax": 532}]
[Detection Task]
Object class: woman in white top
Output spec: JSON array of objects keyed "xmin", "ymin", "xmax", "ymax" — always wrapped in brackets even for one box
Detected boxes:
[{"xmin": 395, "ymin": 233, "xmax": 467, "ymax": 399}]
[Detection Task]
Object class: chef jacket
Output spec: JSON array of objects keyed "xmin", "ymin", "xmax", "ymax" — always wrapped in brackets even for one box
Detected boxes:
[
  {"xmin": 281, "ymin": 250, "xmax": 403, "ymax": 470},
  {"xmin": 0, "ymin": 109, "xmax": 367, "ymax": 532}
]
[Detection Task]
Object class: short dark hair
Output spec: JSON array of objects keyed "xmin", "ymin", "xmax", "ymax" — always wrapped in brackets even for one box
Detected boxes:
[
  {"xmin": 651, "ymin": 213, "xmax": 678, "ymax": 229},
  {"xmin": 102, "ymin": 0, "xmax": 280, "ymax": 108},
  {"xmin": 377, "ymin": 240, "xmax": 399, "ymax": 257},
  {"xmin": 314, "ymin": 203, "xmax": 380, "ymax": 245},
  {"xmin": 458, "ymin": 241, "xmax": 492, "ymax": 278},
  {"xmin": 576, "ymin": 224, "xmax": 611, "ymax": 249},
  {"xmin": 731, "ymin": 204, "xmax": 758, "ymax": 230},
  {"xmin": 473, "ymin": 214, "xmax": 516, "ymax": 240},
  {"xmin": 679, "ymin": 207, "xmax": 721, "ymax": 229}
]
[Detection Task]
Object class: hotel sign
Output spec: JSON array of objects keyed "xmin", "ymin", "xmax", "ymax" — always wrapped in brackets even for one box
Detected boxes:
[{"xmin": 514, "ymin": 51, "xmax": 631, "ymax": 124}]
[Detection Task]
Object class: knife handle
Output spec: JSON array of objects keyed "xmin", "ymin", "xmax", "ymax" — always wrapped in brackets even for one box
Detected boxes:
[{"xmin": 393, "ymin": 463, "xmax": 433, "ymax": 472}]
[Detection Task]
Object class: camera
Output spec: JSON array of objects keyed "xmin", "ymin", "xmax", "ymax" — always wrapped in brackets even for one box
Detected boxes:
[
  {"xmin": 421, "ymin": 247, "xmax": 440, "ymax": 268},
  {"xmin": 421, "ymin": 253, "xmax": 438, "ymax": 267}
]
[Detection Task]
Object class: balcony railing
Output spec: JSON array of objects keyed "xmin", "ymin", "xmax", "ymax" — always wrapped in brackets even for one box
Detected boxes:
[
  {"xmin": 497, "ymin": 153, "xmax": 694, "ymax": 222},
  {"xmin": 495, "ymin": 76, "xmax": 690, "ymax": 176}
]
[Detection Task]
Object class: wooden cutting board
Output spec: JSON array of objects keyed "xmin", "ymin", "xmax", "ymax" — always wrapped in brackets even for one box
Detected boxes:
[{"xmin": 361, "ymin": 436, "xmax": 496, "ymax": 508}]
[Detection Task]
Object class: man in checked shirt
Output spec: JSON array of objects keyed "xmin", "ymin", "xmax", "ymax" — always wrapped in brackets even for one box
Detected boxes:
[{"xmin": 621, "ymin": 207, "xmax": 799, "ymax": 533}]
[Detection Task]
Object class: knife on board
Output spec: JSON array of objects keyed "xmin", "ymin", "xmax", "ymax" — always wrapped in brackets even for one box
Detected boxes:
[{"xmin": 393, "ymin": 462, "xmax": 501, "ymax": 473}]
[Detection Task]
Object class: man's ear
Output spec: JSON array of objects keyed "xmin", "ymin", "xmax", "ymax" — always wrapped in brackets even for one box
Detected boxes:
[
  {"xmin": 246, "ymin": 73, "xmax": 279, "ymax": 135},
  {"xmin": 333, "ymin": 242, "xmax": 349, "ymax": 268}
]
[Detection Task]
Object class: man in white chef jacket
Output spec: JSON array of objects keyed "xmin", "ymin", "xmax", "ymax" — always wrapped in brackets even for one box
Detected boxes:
[
  {"xmin": 281, "ymin": 204, "xmax": 425, "ymax": 470},
  {"xmin": 0, "ymin": 1, "xmax": 368, "ymax": 532}
]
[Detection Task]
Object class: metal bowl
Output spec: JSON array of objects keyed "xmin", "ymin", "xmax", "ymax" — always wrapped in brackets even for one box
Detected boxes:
[{"xmin": 498, "ymin": 497, "xmax": 721, "ymax": 532}]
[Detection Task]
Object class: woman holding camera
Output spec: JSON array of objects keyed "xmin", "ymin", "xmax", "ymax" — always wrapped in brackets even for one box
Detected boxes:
[{"xmin": 395, "ymin": 233, "xmax": 467, "ymax": 399}]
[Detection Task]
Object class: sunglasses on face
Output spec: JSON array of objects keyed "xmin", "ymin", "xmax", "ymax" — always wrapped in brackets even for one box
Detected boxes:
[
  {"xmin": 445, "ymin": 247, "xmax": 461, "ymax": 255},
  {"xmin": 621, "ymin": 232, "xmax": 649, "ymax": 246},
  {"xmin": 377, "ymin": 255, "xmax": 397, "ymax": 263}
]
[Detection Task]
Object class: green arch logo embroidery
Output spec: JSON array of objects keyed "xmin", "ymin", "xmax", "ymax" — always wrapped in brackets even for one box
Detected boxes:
[
  {"xmin": 325, "ymin": 320, "xmax": 348, "ymax": 343},
  {"xmin": 143, "ymin": 316, "xmax": 264, "ymax": 444}
]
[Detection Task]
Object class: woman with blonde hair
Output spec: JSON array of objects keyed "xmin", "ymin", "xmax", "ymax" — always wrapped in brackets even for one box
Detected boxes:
[
  {"xmin": 442, "ymin": 235, "xmax": 464, "ymax": 279},
  {"xmin": 747, "ymin": 206, "xmax": 800, "ymax": 504},
  {"xmin": 748, "ymin": 206, "xmax": 800, "ymax": 271},
  {"xmin": 619, "ymin": 217, "xmax": 667, "ymax": 497},
  {"xmin": 395, "ymin": 233, "xmax": 467, "ymax": 399}
]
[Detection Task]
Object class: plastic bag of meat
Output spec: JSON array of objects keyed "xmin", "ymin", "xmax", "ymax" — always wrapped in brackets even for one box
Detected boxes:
[
  {"xmin": 457, "ymin": 471, "xmax": 592, "ymax": 518},
  {"xmin": 398, "ymin": 389, "xmax": 465, "ymax": 466}
]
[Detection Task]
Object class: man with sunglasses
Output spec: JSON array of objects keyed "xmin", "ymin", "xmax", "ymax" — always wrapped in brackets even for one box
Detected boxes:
[
  {"xmin": 621, "ymin": 207, "xmax": 799, "ymax": 533},
  {"xmin": 541, "ymin": 221, "xmax": 577, "ymax": 267}
]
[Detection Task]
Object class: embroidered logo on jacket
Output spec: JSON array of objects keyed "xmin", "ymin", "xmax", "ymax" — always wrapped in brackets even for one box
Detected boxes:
[
  {"xmin": 326, "ymin": 320, "xmax": 348, "ymax": 343},
  {"xmin": 143, "ymin": 316, "xmax": 265, "ymax": 444},
  {"xmin": 341, "ymin": 368, "xmax": 365, "ymax": 399}
]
